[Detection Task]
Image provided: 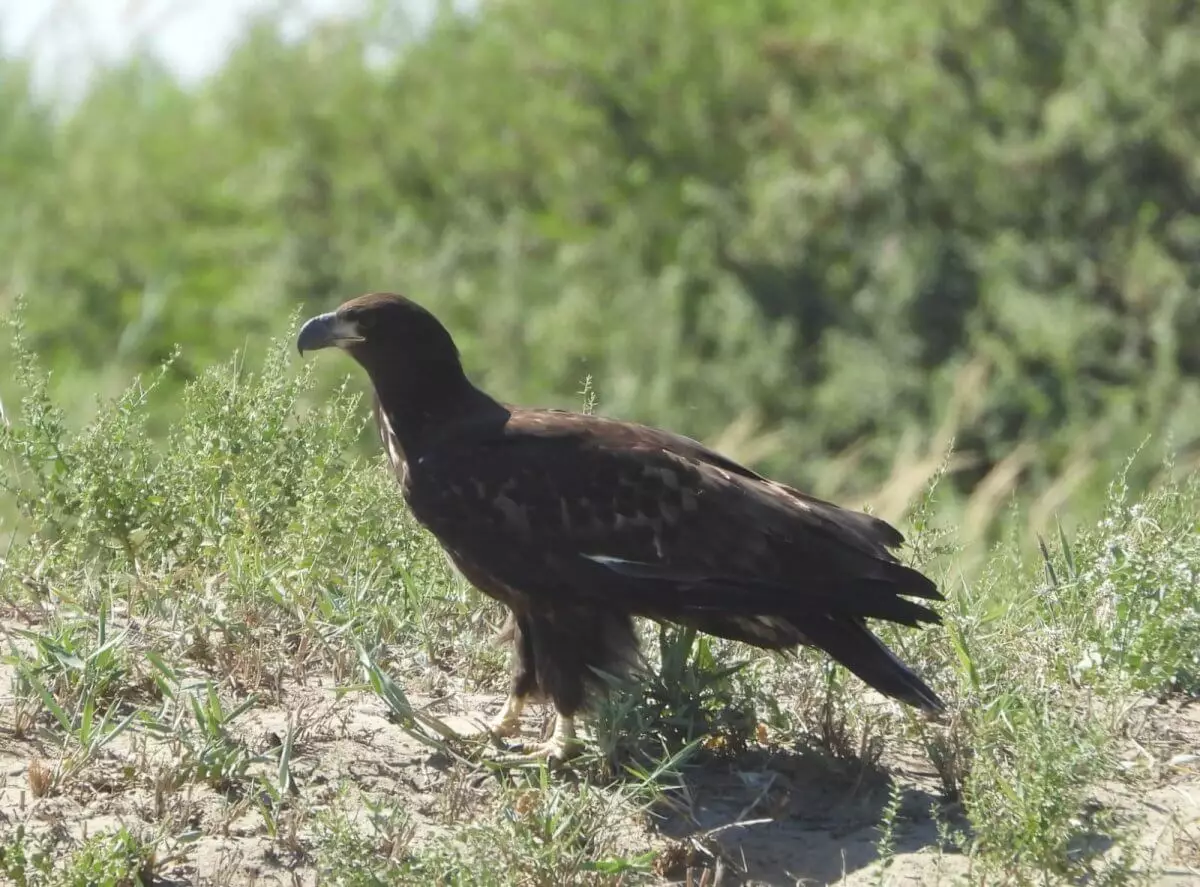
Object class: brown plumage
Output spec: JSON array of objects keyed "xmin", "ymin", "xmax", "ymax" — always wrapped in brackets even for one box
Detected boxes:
[{"xmin": 297, "ymin": 292, "xmax": 945, "ymax": 762}]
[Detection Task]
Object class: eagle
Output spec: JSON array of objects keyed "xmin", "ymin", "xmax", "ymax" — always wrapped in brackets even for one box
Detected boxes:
[{"xmin": 297, "ymin": 292, "xmax": 945, "ymax": 764}]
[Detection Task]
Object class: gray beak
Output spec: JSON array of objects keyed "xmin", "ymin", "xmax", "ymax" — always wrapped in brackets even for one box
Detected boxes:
[{"xmin": 296, "ymin": 312, "xmax": 362, "ymax": 355}]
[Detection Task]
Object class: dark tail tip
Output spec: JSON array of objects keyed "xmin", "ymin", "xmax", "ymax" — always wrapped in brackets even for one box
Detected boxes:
[
  {"xmin": 812, "ymin": 616, "xmax": 947, "ymax": 715},
  {"xmin": 901, "ymin": 672, "xmax": 947, "ymax": 716}
]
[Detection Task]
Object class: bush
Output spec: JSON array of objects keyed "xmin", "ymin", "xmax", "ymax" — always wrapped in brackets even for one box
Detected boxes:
[{"xmin": 2, "ymin": 0, "xmax": 1199, "ymax": 553}]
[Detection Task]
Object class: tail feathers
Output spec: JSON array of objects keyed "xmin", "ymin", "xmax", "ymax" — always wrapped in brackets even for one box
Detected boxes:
[
  {"xmin": 807, "ymin": 615, "xmax": 945, "ymax": 714},
  {"xmin": 874, "ymin": 561, "xmax": 944, "ymax": 602},
  {"xmin": 675, "ymin": 612, "xmax": 945, "ymax": 714},
  {"xmin": 838, "ymin": 581, "xmax": 942, "ymax": 628}
]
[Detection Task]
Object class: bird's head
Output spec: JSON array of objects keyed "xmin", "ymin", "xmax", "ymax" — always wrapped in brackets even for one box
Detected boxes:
[{"xmin": 296, "ymin": 292, "xmax": 462, "ymax": 378}]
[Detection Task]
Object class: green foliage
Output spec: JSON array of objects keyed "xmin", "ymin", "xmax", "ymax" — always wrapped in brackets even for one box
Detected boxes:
[
  {"xmin": 3, "ymin": 0, "xmax": 1199, "ymax": 538},
  {"xmin": 55, "ymin": 828, "xmax": 155, "ymax": 887},
  {"xmin": 963, "ymin": 698, "xmax": 1132, "ymax": 883},
  {"xmin": 0, "ymin": 306, "xmax": 453, "ymax": 645},
  {"xmin": 590, "ymin": 625, "xmax": 756, "ymax": 771},
  {"xmin": 2, "ymin": 2, "xmax": 1200, "ymax": 878},
  {"xmin": 0, "ymin": 304, "xmax": 485, "ymax": 793},
  {"xmin": 0, "ymin": 826, "xmax": 55, "ymax": 887},
  {"xmin": 145, "ymin": 677, "xmax": 260, "ymax": 793},
  {"xmin": 313, "ymin": 777, "xmax": 660, "ymax": 886},
  {"xmin": 905, "ymin": 462, "xmax": 1200, "ymax": 882},
  {"xmin": 0, "ymin": 825, "xmax": 157, "ymax": 887},
  {"xmin": 1063, "ymin": 470, "xmax": 1200, "ymax": 695},
  {"xmin": 0, "ymin": 306, "xmax": 1195, "ymax": 883}
]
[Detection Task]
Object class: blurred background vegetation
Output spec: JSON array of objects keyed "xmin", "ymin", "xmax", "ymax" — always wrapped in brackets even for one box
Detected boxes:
[{"xmin": 1, "ymin": 0, "xmax": 1198, "ymax": 559}]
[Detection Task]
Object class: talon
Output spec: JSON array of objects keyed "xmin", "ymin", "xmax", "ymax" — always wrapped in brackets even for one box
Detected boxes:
[
  {"xmin": 489, "ymin": 715, "xmax": 581, "ymax": 768},
  {"xmin": 455, "ymin": 694, "xmax": 527, "ymax": 743},
  {"xmin": 488, "ymin": 694, "xmax": 527, "ymax": 739}
]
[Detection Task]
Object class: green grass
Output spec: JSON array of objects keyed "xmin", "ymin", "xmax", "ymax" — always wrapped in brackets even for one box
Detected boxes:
[
  {"xmin": 0, "ymin": 316, "xmax": 1198, "ymax": 886},
  {"xmin": 1, "ymin": 824, "xmax": 169, "ymax": 887}
]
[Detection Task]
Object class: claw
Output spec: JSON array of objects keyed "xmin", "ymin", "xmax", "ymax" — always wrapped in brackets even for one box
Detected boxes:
[
  {"xmin": 485, "ymin": 693, "xmax": 527, "ymax": 739},
  {"xmin": 489, "ymin": 714, "xmax": 582, "ymax": 768},
  {"xmin": 454, "ymin": 694, "xmax": 528, "ymax": 744}
]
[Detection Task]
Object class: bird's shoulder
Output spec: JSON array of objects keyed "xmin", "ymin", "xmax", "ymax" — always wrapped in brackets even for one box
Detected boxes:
[
  {"xmin": 408, "ymin": 407, "xmax": 903, "ymax": 559},
  {"xmin": 422, "ymin": 407, "xmax": 753, "ymax": 491}
]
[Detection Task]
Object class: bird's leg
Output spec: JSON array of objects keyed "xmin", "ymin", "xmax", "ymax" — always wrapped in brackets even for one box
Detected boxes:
[
  {"xmin": 487, "ymin": 693, "xmax": 526, "ymax": 738},
  {"xmin": 537, "ymin": 712, "xmax": 581, "ymax": 762},
  {"xmin": 455, "ymin": 693, "xmax": 527, "ymax": 743},
  {"xmin": 471, "ymin": 612, "xmax": 535, "ymax": 742},
  {"xmin": 491, "ymin": 712, "xmax": 582, "ymax": 767}
]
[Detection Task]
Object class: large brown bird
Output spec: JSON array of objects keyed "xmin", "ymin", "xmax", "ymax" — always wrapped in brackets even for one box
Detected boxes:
[{"xmin": 297, "ymin": 292, "xmax": 945, "ymax": 763}]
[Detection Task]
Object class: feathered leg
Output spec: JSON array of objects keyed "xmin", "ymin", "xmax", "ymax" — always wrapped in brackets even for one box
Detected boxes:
[
  {"xmin": 492, "ymin": 614, "xmax": 585, "ymax": 765},
  {"xmin": 459, "ymin": 611, "xmax": 537, "ymax": 742}
]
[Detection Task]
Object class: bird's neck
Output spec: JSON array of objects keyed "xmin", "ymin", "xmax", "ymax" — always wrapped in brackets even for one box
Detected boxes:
[{"xmin": 368, "ymin": 368, "xmax": 504, "ymax": 459}]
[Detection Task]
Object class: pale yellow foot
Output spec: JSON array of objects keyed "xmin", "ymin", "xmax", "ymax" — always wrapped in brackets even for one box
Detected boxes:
[
  {"xmin": 455, "ymin": 694, "xmax": 527, "ymax": 742},
  {"xmin": 490, "ymin": 714, "xmax": 582, "ymax": 768},
  {"xmin": 487, "ymin": 693, "xmax": 527, "ymax": 739}
]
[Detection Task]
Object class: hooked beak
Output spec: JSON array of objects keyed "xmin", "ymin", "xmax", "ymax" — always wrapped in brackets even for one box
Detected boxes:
[{"xmin": 296, "ymin": 312, "xmax": 363, "ymax": 355}]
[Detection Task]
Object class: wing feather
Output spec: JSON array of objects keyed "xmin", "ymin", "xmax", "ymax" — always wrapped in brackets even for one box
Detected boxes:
[{"xmin": 402, "ymin": 409, "xmax": 942, "ymax": 629}]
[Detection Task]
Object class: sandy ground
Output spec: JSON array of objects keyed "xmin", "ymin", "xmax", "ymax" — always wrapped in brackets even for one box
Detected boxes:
[{"xmin": 1, "ymin": 639, "xmax": 1198, "ymax": 885}]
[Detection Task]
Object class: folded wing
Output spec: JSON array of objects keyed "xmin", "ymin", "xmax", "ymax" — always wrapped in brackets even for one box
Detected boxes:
[{"xmin": 407, "ymin": 409, "xmax": 942, "ymax": 627}]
